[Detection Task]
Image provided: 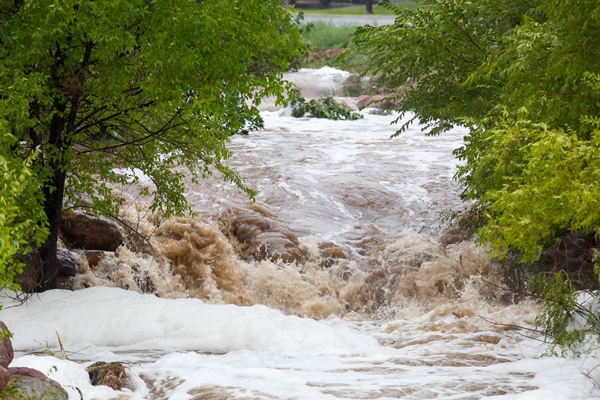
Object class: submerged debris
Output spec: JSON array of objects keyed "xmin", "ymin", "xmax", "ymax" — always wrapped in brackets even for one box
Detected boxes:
[{"xmin": 87, "ymin": 361, "xmax": 127, "ymax": 390}]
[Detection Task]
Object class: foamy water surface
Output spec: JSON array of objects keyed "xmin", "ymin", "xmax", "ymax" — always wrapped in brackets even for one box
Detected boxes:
[{"xmin": 4, "ymin": 68, "xmax": 600, "ymax": 399}]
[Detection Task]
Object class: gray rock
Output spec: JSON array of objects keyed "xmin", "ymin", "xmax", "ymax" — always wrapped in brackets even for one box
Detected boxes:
[{"xmin": 56, "ymin": 251, "xmax": 77, "ymax": 277}]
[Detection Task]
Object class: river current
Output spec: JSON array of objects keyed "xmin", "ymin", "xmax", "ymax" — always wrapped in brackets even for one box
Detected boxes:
[{"xmin": 2, "ymin": 67, "xmax": 600, "ymax": 399}]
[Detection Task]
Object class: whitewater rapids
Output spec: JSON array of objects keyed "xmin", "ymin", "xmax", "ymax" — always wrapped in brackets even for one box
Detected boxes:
[{"xmin": 3, "ymin": 68, "xmax": 600, "ymax": 399}]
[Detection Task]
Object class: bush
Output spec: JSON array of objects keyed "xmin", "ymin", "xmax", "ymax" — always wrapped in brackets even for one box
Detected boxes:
[
  {"xmin": 349, "ymin": 0, "xmax": 600, "ymax": 355},
  {"xmin": 290, "ymin": 89, "xmax": 363, "ymax": 120}
]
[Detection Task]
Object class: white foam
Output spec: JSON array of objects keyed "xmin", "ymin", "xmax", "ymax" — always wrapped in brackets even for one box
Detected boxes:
[
  {"xmin": 111, "ymin": 167, "xmax": 152, "ymax": 184},
  {"xmin": 0, "ymin": 287, "xmax": 378, "ymax": 355}
]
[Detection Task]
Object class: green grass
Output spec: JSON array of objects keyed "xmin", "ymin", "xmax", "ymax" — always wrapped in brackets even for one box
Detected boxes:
[
  {"xmin": 301, "ymin": 20, "xmax": 358, "ymax": 50},
  {"xmin": 298, "ymin": 2, "xmax": 417, "ymax": 15}
]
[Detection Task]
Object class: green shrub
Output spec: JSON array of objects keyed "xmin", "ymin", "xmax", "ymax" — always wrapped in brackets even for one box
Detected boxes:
[
  {"xmin": 290, "ymin": 89, "xmax": 363, "ymax": 120},
  {"xmin": 0, "ymin": 119, "xmax": 48, "ymax": 292}
]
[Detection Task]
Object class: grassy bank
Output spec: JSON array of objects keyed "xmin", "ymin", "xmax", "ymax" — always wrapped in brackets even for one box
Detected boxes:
[
  {"xmin": 301, "ymin": 20, "xmax": 358, "ymax": 50},
  {"xmin": 297, "ymin": 20, "xmax": 401, "ymax": 96},
  {"xmin": 298, "ymin": 20, "xmax": 367, "ymax": 72},
  {"xmin": 298, "ymin": 2, "xmax": 416, "ymax": 15}
]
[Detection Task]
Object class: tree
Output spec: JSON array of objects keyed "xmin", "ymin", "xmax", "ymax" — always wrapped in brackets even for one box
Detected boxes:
[
  {"xmin": 0, "ymin": 118, "xmax": 48, "ymax": 292},
  {"xmin": 0, "ymin": 0, "xmax": 304, "ymax": 290},
  {"xmin": 350, "ymin": 0, "xmax": 600, "ymax": 354}
]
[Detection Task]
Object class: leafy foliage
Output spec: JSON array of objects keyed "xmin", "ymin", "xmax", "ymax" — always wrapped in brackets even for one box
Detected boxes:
[
  {"xmin": 368, "ymin": 108, "xmax": 394, "ymax": 116},
  {"xmin": 290, "ymin": 89, "xmax": 363, "ymax": 120},
  {"xmin": 530, "ymin": 271, "xmax": 589, "ymax": 357},
  {"xmin": 350, "ymin": 0, "xmax": 544, "ymax": 136},
  {"xmin": 0, "ymin": 119, "xmax": 48, "ymax": 292},
  {"xmin": 349, "ymin": 0, "xmax": 600, "ymax": 354},
  {"xmin": 0, "ymin": 0, "xmax": 304, "ymax": 289}
]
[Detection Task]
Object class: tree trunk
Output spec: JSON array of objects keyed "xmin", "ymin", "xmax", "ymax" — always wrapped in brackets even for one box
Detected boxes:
[
  {"xmin": 39, "ymin": 167, "xmax": 66, "ymax": 291},
  {"xmin": 365, "ymin": 0, "xmax": 374, "ymax": 14},
  {"xmin": 38, "ymin": 108, "xmax": 69, "ymax": 291}
]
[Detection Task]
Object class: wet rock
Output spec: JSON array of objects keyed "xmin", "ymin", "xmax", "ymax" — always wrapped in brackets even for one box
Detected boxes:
[
  {"xmin": 56, "ymin": 251, "xmax": 77, "ymax": 277},
  {"xmin": 0, "ymin": 322, "xmax": 14, "ymax": 369},
  {"xmin": 60, "ymin": 212, "xmax": 123, "ymax": 251},
  {"xmin": 8, "ymin": 373, "xmax": 68, "ymax": 400},
  {"xmin": 333, "ymin": 97, "xmax": 359, "ymax": 111},
  {"xmin": 8, "ymin": 367, "xmax": 45, "ymax": 380},
  {"xmin": 14, "ymin": 249, "xmax": 78, "ymax": 292},
  {"xmin": 56, "ymin": 276, "xmax": 74, "ymax": 290},
  {"xmin": 0, "ymin": 321, "xmax": 13, "ymax": 392},
  {"xmin": 87, "ymin": 361, "xmax": 127, "ymax": 390},
  {"xmin": 0, "ymin": 367, "xmax": 9, "ymax": 394},
  {"xmin": 355, "ymin": 95, "xmax": 399, "ymax": 109},
  {"xmin": 0, "ymin": 322, "xmax": 67, "ymax": 399}
]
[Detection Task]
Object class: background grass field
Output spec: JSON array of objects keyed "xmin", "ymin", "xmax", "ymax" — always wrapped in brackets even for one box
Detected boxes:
[{"xmin": 299, "ymin": 2, "xmax": 416, "ymax": 15}]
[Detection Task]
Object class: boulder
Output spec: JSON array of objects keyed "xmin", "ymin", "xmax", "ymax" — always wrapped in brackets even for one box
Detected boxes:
[
  {"xmin": 56, "ymin": 251, "xmax": 77, "ymax": 277},
  {"xmin": 7, "ymin": 373, "xmax": 68, "ymax": 400},
  {"xmin": 0, "ymin": 368, "xmax": 8, "ymax": 395},
  {"xmin": 86, "ymin": 362, "xmax": 127, "ymax": 390},
  {"xmin": 355, "ymin": 95, "xmax": 399, "ymax": 109},
  {"xmin": 8, "ymin": 367, "xmax": 45, "ymax": 380},
  {"xmin": 56, "ymin": 276, "xmax": 74, "ymax": 290},
  {"xmin": 60, "ymin": 213, "xmax": 123, "ymax": 251},
  {"xmin": 0, "ymin": 322, "xmax": 10, "ymax": 392},
  {"xmin": 0, "ymin": 322, "xmax": 67, "ymax": 399},
  {"xmin": 0, "ymin": 322, "xmax": 14, "ymax": 369}
]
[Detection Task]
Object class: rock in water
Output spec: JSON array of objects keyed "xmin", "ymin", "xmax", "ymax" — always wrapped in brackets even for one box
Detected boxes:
[
  {"xmin": 7, "ymin": 371, "xmax": 68, "ymax": 400},
  {"xmin": 0, "ymin": 321, "xmax": 13, "ymax": 392},
  {"xmin": 87, "ymin": 361, "xmax": 127, "ymax": 390},
  {"xmin": 0, "ymin": 321, "xmax": 68, "ymax": 399},
  {"xmin": 60, "ymin": 212, "xmax": 123, "ymax": 251},
  {"xmin": 56, "ymin": 251, "xmax": 78, "ymax": 277}
]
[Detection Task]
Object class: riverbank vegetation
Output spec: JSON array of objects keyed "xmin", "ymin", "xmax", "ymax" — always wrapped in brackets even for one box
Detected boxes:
[
  {"xmin": 2, "ymin": 0, "xmax": 598, "ymax": 359},
  {"xmin": 350, "ymin": 0, "xmax": 600, "ymax": 355},
  {"xmin": 290, "ymin": 89, "xmax": 363, "ymax": 120},
  {"xmin": 0, "ymin": 0, "xmax": 304, "ymax": 291},
  {"xmin": 298, "ymin": 2, "xmax": 417, "ymax": 15}
]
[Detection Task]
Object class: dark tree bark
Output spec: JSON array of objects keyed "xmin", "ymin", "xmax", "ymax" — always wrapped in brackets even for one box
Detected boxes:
[
  {"xmin": 39, "ymin": 168, "xmax": 66, "ymax": 291},
  {"xmin": 365, "ymin": 0, "xmax": 374, "ymax": 14},
  {"xmin": 39, "ymin": 110, "xmax": 67, "ymax": 291}
]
